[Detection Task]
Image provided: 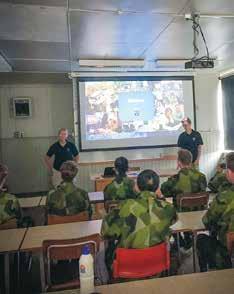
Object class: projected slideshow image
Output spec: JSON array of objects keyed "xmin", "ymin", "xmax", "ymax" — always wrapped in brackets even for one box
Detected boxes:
[{"xmin": 84, "ymin": 80, "xmax": 185, "ymax": 141}]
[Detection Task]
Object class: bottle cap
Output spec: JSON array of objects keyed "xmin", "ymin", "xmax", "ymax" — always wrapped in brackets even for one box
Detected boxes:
[{"xmin": 82, "ymin": 244, "xmax": 90, "ymax": 255}]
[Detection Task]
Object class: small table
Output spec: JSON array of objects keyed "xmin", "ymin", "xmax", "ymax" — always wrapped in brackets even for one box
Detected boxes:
[{"xmin": 0, "ymin": 228, "xmax": 27, "ymax": 294}]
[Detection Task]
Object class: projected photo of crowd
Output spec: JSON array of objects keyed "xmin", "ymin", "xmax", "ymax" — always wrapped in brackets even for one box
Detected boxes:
[{"xmin": 84, "ymin": 80, "xmax": 185, "ymax": 141}]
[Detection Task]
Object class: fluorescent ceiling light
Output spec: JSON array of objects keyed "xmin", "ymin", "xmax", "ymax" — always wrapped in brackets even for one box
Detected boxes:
[
  {"xmin": 78, "ymin": 59, "xmax": 145, "ymax": 68},
  {"xmin": 156, "ymin": 59, "xmax": 190, "ymax": 67},
  {"xmin": 219, "ymin": 68, "xmax": 234, "ymax": 79}
]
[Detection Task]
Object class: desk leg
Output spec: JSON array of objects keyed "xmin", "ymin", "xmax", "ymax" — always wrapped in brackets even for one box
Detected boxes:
[
  {"xmin": 39, "ymin": 253, "xmax": 46, "ymax": 292},
  {"xmin": 4, "ymin": 253, "xmax": 10, "ymax": 294},
  {"xmin": 17, "ymin": 251, "xmax": 20, "ymax": 290},
  {"xmin": 192, "ymin": 233, "xmax": 197, "ymax": 273}
]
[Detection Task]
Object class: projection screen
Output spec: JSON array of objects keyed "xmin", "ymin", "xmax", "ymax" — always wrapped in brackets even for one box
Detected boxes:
[{"xmin": 78, "ymin": 76, "xmax": 195, "ymax": 151}]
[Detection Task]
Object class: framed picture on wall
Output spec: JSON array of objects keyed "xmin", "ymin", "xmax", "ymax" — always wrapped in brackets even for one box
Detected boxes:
[{"xmin": 11, "ymin": 97, "xmax": 32, "ymax": 118}]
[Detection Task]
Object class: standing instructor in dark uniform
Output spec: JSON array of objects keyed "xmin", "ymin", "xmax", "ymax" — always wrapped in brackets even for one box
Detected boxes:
[
  {"xmin": 44, "ymin": 128, "xmax": 79, "ymax": 188},
  {"xmin": 177, "ymin": 117, "xmax": 203, "ymax": 167}
]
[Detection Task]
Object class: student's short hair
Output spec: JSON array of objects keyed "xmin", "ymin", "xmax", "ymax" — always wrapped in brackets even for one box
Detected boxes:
[
  {"xmin": 226, "ymin": 152, "xmax": 234, "ymax": 172},
  {"xmin": 60, "ymin": 161, "xmax": 78, "ymax": 181},
  {"xmin": 178, "ymin": 149, "xmax": 192, "ymax": 166},
  {"xmin": 137, "ymin": 169, "xmax": 159, "ymax": 192},
  {"xmin": 181, "ymin": 117, "xmax": 192, "ymax": 124},
  {"xmin": 58, "ymin": 128, "xmax": 68, "ymax": 135},
  {"xmin": 115, "ymin": 157, "xmax": 128, "ymax": 175},
  {"xmin": 219, "ymin": 163, "xmax": 226, "ymax": 170}
]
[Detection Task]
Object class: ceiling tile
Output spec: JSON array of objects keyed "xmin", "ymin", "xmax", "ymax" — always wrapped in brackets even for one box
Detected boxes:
[
  {"xmin": 0, "ymin": 0, "xmax": 67, "ymax": 7},
  {"xmin": 0, "ymin": 3, "xmax": 67, "ymax": 42},
  {"xmin": 70, "ymin": 11, "xmax": 173, "ymax": 59},
  {"xmin": 189, "ymin": 0, "xmax": 234, "ymax": 14},
  {"xmin": 0, "ymin": 40, "xmax": 69, "ymax": 59}
]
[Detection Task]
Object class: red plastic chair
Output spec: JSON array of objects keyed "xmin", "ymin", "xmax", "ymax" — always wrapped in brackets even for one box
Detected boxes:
[{"xmin": 113, "ymin": 242, "xmax": 170, "ymax": 279}]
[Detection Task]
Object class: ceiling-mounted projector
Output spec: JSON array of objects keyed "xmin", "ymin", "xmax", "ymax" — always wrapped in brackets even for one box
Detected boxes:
[
  {"xmin": 185, "ymin": 59, "xmax": 214, "ymax": 69},
  {"xmin": 78, "ymin": 59, "xmax": 145, "ymax": 68},
  {"xmin": 185, "ymin": 13, "xmax": 215, "ymax": 70}
]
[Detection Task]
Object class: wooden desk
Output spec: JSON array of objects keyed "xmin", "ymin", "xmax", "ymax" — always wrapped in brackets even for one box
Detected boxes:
[
  {"xmin": 47, "ymin": 269, "xmax": 234, "ymax": 294},
  {"xmin": 21, "ymin": 220, "xmax": 102, "ymax": 253},
  {"xmin": 40, "ymin": 192, "xmax": 105, "ymax": 206},
  {"xmin": 20, "ymin": 220, "xmax": 102, "ymax": 292},
  {"xmin": 0, "ymin": 228, "xmax": 27, "ymax": 294},
  {"xmin": 91, "ymin": 169, "xmax": 177, "ymax": 191},
  {"xmin": 18, "ymin": 196, "xmax": 42, "ymax": 208}
]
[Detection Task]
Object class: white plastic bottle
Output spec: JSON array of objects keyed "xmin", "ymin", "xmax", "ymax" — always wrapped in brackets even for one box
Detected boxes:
[{"xmin": 79, "ymin": 245, "xmax": 95, "ymax": 294}]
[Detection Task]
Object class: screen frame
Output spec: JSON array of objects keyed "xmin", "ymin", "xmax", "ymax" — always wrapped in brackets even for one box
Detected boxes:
[{"xmin": 77, "ymin": 75, "xmax": 196, "ymax": 152}]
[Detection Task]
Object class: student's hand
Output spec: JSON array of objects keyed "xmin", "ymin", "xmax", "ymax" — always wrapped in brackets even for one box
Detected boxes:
[{"xmin": 155, "ymin": 188, "xmax": 163, "ymax": 198}]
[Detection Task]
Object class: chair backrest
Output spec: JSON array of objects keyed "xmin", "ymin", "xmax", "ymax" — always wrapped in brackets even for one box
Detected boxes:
[
  {"xmin": 104, "ymin": 200, "xmax": 120, "ymax": 213},
  {"xmin": 227, "ymin": 231, "xmax": 234, "ymax": 256},
  {"xmin": 43, "ymin": 234, "xmax": 101, "ymax": 287},
  {"xmin": 113, "ymin": 242, "xmax": 170, "ymax": 279},
  {"xmin": 176, "ymin": 192, "xmax": 209, "ymax": 211},
  {"xmin": 0, "ymin": 218, "xmax": 17, "ymax": 230},
  {"xmin": 47, "ymin": 211, "xmax": 89, "ymax": 225}
]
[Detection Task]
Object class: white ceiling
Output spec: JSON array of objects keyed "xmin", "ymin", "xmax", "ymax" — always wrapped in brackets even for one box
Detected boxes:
[{"xmin": 0, "ymin": 0, "xmax": 234, "ymax": 72}]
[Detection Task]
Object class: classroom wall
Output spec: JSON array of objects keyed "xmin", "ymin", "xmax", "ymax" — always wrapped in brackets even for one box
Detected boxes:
[
  {"xmin": 0, "ymin": 73, "xmax": 73, "ymax": 193},
  {"xmin": 0, "ymin": 72, "xmax": 222, "ymax": 193}
]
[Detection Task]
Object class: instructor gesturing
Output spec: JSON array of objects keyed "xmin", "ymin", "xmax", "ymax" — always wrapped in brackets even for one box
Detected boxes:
[
  {"xmin": 177, "ymin": 117, "xmax": 203, "ymax": 167},
  {"xmin": 45, "ymin": 128, "xmax": 79, "ymax": 188}
]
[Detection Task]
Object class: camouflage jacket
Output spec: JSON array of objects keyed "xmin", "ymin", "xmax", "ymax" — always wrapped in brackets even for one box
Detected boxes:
[
  {"xmin": 104, "ymin": 176, "xmax": 137, "ymax": 202},
  {"xmin": 101, "ymin": 191, "xmax": 176, "ymax": 249},
  {"xmin": 161, "ymin": 167, "xmax": 207, "ymax": 203},
  {"xmin": 203, "ymin": 183, "xmax": 234, "ymax": 246},
  {"xmin": 0, "ymin": 191, "xmax": 21, "ymax": 225},
  {"xmin": 46, "ymin": 182, "xmax": 92, "ymax": 218},
  {"xmin": 208, "ymin": 171, "xmax": 229, "ymax": 193}
]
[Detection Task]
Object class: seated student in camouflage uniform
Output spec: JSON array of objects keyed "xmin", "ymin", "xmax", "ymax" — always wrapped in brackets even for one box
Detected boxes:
[
  {"xmin": 161, "ymin": 149, "xmax": 207, "ymax": 209},
  {"xmin": 46, "ymin": 161, "xmax": 92, "ymax": 219},
  {"xmin": 101, "ymin": 169, "xmax": 177, "ymax": 273},
  {"xmin": 208, "ymin": 163, "xmax": 228, "ymax": 193},
  {"xmin": 196, "ymin": 152, "xmax": 234, "ymax": 272},
  {"xmin": 0, "ymin": 164, "xmax": 22, "ymax": 226},
  {"xmin": 104, "ymin": 157, "xmax": 137, "ymax": 205},
  {"xmin": 161, "ymin": 149, "xmax": 207, "ymax": 249}
]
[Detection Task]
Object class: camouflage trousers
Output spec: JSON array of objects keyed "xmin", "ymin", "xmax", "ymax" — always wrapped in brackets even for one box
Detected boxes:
[{"xmin": 196, "ymin": 234, "xmax": 232, "ymax": 271}]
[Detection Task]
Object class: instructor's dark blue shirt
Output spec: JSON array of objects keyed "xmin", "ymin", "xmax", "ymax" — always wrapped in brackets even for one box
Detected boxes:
[
  {"xmin": 177, "ymin": 130, "xmax": 203, "ymax": 162},
  {"xmin": 47, "ymin": 141, "xmax": 79, "ymax": 171}
]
